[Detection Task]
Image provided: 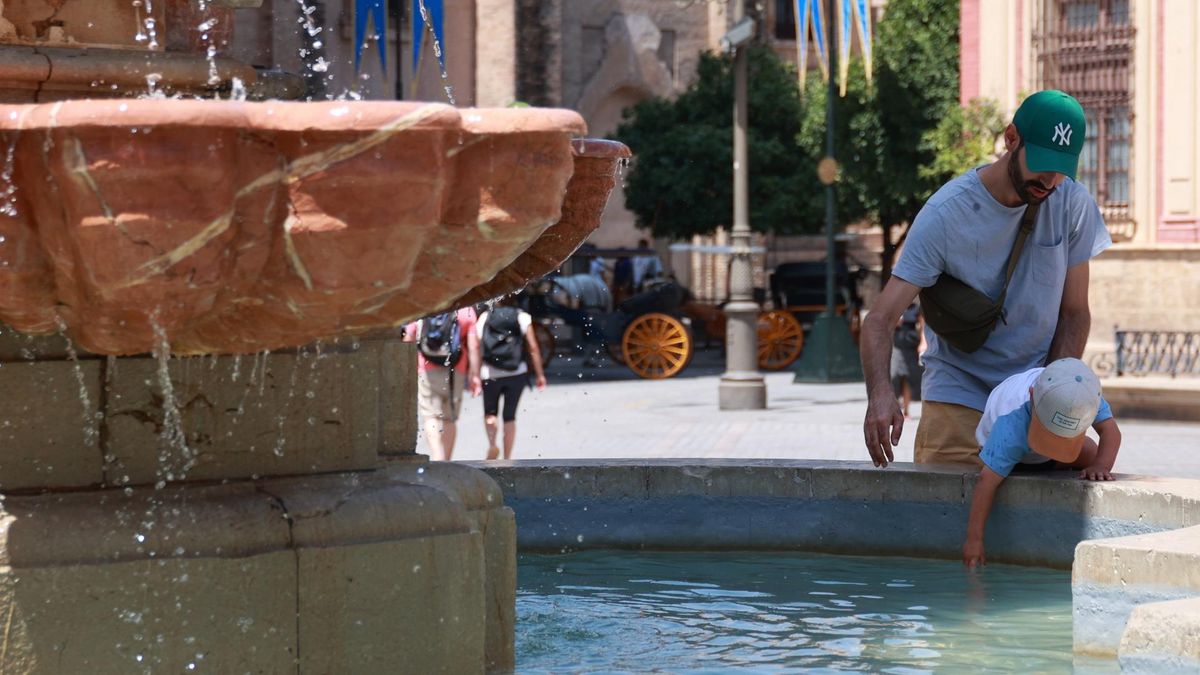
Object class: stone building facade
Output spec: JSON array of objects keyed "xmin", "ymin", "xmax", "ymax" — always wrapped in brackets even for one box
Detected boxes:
[{"xmin": 961, "ymin": 0, "xmax": 1200, "ymax": 356}]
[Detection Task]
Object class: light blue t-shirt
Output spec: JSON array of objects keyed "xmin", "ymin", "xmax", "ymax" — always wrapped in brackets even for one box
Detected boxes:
[
  {"xmin": 979, "ymin": 400, "xmax": 1113, "ymax": 478},
  {"xmin": 893, "ymin": 169, "xmax": 1112, "ymax": 411}
]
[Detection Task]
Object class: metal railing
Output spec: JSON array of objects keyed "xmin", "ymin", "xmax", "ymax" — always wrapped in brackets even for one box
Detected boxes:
[{"xmin": 1113, "ymin": 330, "xmax": 1200, "ymax": 378}]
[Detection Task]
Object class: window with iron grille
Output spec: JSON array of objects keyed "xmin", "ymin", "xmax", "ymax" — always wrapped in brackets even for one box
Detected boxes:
[{"xmin": 1034, "ymin": 0, "xmax": 1135, "ymax": 240}]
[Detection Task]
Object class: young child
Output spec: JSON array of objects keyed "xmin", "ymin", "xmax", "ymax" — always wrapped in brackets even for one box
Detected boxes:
[{"xmin": 963, "ymin": 357, "xmax": 1121, "ymax": 568}]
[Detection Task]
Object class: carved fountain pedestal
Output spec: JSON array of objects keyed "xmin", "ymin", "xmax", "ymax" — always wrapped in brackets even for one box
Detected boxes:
[{"xmin": 0, "ymin": 98, "xmax": 628, "ymax": 672}]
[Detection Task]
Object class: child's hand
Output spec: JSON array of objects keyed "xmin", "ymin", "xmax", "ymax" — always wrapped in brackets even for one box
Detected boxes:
[
  {"xmin": 962, "ymin": 539, "xmax": 986, "ymax": 568},
  {"xmin": 1080, "ymin": 464, "xmax": 1114, "ymax": 481}
]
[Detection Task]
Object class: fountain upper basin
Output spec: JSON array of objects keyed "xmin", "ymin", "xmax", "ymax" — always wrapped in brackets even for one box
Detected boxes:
[{"xmin": 0, "ymin": 98, "xmax": 625, "ymax": 354}]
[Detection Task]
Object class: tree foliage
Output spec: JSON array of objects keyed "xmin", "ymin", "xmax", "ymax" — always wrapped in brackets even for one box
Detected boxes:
[
  {"xmin": 614, "ymin": 45, "xmax": 820, "ymax": 240},
  {"xmin": 920, "ymin": 97, "xmax": 1007, "ymax": 181},
  {"xmin": 614, "ymin": 0, "xmax": 995, "ymax": 283}
]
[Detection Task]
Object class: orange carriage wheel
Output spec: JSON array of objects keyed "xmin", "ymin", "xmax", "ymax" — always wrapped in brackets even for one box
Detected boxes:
[
  {"xmin": 756, "ymin": 310, "xmax": 804, "ymax": 371},
  {"xmin": 621, "ymin": 313, "xmax": 691, "ymax": 380}
]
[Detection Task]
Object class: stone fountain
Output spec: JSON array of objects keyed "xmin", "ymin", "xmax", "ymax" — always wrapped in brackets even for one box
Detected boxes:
[{"xmin": 0, "ymin": 2, "xmax": 630, "ymax": 673}]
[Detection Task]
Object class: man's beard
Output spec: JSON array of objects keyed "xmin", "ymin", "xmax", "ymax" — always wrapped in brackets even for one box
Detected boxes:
[{"xmin": 1007, "ymin": 148, "xmax": 1056, "ymax": 205}]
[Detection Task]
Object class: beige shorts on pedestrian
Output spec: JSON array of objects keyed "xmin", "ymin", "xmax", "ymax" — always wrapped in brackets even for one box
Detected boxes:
[
  {"xmin": 417, "ymin": 368, "xmax": 464, "ymax": 422},
  {"xmin": 915, "ymin": 400, "xmax": 984, "ymax": 466}
]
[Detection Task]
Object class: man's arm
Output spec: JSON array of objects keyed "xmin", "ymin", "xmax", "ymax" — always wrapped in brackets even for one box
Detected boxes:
[
  {"xmin": 467, "ymin": 329, "xmax": 482, "ymax": 396},
  {"xmin": 1081, "ymin": 417, "xmax": 1121, "ymax": 481},
  {"xmin": 860, "ymin": 277, "xmax": 922, "ymax": 467},
  {"xmin": 963, "ymin": 467, "xmax": 1004, "ymax": 568},
  {"xmin": 524, "ymin": 328, "xmax": 547, "ymax": 390},
  {"xmin": 1047, "ymin": 262, "xmax": 1091, "ymax": 361}
]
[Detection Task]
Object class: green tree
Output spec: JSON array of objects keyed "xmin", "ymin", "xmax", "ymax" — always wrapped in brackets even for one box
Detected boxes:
[
  {"xmin": 614, "ymin": 0, "xmax": 976, "ymax": 287},
  {"xmin": 869, "ymin": 0, "xmax": 962, "ymax": 283},
  {"xmin": 920, "ymin": 97, "xmax": 1006, "ymax": 181},
  {"xmin": 614, "ymin": 45, "xmax": 828, "ymax": 240}
]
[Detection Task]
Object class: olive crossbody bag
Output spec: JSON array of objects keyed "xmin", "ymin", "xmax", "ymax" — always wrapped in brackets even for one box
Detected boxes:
[{"xmin": 917, "ymin": 201, "xmax": 1041, "ymax": 354}]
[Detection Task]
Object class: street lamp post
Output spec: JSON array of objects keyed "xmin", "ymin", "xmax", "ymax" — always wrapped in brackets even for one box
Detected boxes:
[
  {"xmin": 719, "ymin": 0, "xmax": 767, "ymax": 410},
  {"xmin": 790, "ymin": 0, "xmax": 863, "ymax": 383}
]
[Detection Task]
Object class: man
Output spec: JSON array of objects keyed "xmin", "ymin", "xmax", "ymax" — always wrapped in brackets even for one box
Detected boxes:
[
  {"xmin": 631, "ymin": 238, "xmax": 663, "ymax": 291},
  {"xmin": 860, "ymin": 90, "xmax": 1111, "ymax": 468}
]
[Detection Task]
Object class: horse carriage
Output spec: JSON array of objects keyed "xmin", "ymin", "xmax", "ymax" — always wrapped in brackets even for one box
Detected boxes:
[
  {"xmin": 518, "ymin": 249, "xmax": 864, "ymax": 380},
  {"xmin": 522, "ymin": 275, "xmax": 695, "ymax": 379}
]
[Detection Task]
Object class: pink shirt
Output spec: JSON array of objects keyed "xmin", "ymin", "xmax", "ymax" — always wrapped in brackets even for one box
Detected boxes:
[{"xmin": 404, "ymin": 307, "xmax": 476, "ymax": 375}]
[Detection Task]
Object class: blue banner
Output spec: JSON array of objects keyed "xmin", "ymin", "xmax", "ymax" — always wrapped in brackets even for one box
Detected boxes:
[
  {"xmin": 795, "ymin": 0, "xmax": 811, "ymax": 87},
  {"xmin": 838, "ymin": 0, "xmax": 852, "ymax": 95},
  {"xmin": 810, "ymin": 0, "xmax": 828, "ymax": 82},
  {"xmin": 412, "ymin": 0, "xmax": 446, "ymax": 74},
  {"xmin": 853, "ymin": 0, "xmax": 873, "ymax": 84},
  {"xmin": 354, "ymin": 0, "xmax": 388, "ymax": 72}
]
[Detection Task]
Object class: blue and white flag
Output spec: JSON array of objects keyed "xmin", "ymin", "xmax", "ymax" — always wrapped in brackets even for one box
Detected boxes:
[
  {"xmin": 809, "ymin": 0, "xmax": 829, "ymax": 83},
  {"xmin": 838, "ymin": 0, "xmax": 852, "ymax": 96},
  {"xmin": 853, "ymin": 0, "xmax": 873, "ymax": 84},
  {"xmin": 354, "ymin": 0, "xmax": 388, "ymax": 72},
  {"xmin": 795, "ymin": 0, "xmax": 811, "ymax": 87}
]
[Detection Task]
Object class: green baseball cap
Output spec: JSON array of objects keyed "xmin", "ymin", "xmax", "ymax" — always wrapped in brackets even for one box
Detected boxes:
[{"xmin": 1013, "ymin": 90, "xmax": 1087, "ymax": 180}]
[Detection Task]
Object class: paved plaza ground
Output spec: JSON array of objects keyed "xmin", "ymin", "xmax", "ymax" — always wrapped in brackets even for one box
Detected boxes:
[{"xmin": 439, "ymin": 347, "xmax": 1200, "ymax": 479}]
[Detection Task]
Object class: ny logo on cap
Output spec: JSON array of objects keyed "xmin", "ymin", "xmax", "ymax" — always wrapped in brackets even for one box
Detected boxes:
[{"xmin": 1052, "ymin": 122, "xmax": 1073, "ymax": 147}]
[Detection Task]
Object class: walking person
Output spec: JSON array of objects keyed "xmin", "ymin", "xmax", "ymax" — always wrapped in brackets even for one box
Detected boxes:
[
  {"xmin": 476, "ymin": 300, "xmax": 547, "ymax": 460},
  {"xmin": 403, "ymin": 306, "xmax": 479, "ymax": 461},
  {"xmin": 890, "ymin": 302, "xmax": 924, "ymax": 419}
]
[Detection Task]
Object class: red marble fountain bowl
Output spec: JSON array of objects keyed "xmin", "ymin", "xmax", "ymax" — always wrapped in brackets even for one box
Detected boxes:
[{"xmin": 0, "ymin": 99, "xmax": 629, "ymax": 355}]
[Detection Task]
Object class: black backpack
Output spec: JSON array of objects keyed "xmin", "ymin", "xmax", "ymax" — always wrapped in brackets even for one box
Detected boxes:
[
  {"xmin": 418, "ymin": 312, "xmax": 463, "ymax": 368},
  {"xmin": 481, "ymin": 307, "xmax": 524, "ymax": 371}
]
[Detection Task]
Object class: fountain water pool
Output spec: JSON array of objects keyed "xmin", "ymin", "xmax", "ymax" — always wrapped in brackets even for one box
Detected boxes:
[
  {"xmin": 482, "ymin": 459, "xmax": 1200, "ymax": 673},
  {"xmin": 517, "ymin": 550, "xmax": 1120, "ymax": 673}
]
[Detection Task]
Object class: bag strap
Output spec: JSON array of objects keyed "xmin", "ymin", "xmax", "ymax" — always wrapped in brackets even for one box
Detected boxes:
[{"xmin": 998, "ymin": 201, "xmax": 1041, "ymax": 302}]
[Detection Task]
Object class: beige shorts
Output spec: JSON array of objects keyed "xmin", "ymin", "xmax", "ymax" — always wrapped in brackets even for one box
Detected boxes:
[
  {"xmin": 417, "ymin": 368, "xmax": 465, "ymax": 422},
  {"xmin": 914, "ymin": 400, "xmax": 984, "ymax": 467}
]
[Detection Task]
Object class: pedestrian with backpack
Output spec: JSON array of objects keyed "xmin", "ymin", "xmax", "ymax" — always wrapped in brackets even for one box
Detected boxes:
[
  {"xmin": 476, "ymin": 299, "xmax": 547, "ymax": 460},
  {"xmin": 403, "ymin": 306, "xmax": 479, "ymax": 461}
]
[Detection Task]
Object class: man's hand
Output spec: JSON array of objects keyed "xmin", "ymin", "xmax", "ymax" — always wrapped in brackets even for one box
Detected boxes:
[
  {"xmin": 858, "ymin": 278, "xmax": 921, "ymax": 467},
  {"xmin": 470, "ymin": 375, "xmax": 483, "ymax": 397},
  {"xmin": 1080, "ymin": 464, "xmax": 1114, "ymax": 481},
  {"xmin": 535, "ymin": 374, "xmax": 547, "ymax": 391},
  {"xmin": 863, "ymin": 391, "xmax": 903, "ymax": 468},
  {"xmin": 963, "ymin": 538, "xmax": 986, "ymax": 568}
]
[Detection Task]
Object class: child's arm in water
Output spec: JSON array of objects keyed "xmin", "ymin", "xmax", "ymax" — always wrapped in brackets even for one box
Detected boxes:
[
  {"xmin": 1080, "ymin": 418, "xmax": 1121, "ymax": 481},
  {"xmin": 963, "ymin": 467, "xmax": 1004, "ymax": 568}
]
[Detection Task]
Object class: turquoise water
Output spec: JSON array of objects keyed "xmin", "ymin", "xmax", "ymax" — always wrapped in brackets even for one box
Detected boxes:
[{"xmin": 516, "ymin": 550, "xmax": 1118, "ymax": 674}]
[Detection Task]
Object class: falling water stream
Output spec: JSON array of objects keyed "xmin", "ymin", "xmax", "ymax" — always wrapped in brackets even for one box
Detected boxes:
[
  {"xmin": 0, "ymin": 128, "xmax": 18, "ymax": 217},
  {"xmin": 150, "ymin": 316, "xmax": 194, "ymax": 485},
  {"xmin": 417, "ymin": 0, "xmax": 456, "ymax": 104},
  {"xmin": 53, "ymin": 315, "xmax": 100, "ymax": 449},
  {"xmin": 132, "ymin": 0, "xmax": 159, "ymax": 50}
]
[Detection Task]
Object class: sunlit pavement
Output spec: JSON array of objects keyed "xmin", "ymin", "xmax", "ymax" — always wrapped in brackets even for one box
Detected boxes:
[{"xmin": 435, "ymin": 347, "xmax": 1200, "ymax": 479}]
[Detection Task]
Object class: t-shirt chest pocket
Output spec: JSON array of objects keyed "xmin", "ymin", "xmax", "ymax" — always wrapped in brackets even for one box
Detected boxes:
[{"xmin": 1031, "ymin": 235, "xmax": 1066, "ymax": 287}]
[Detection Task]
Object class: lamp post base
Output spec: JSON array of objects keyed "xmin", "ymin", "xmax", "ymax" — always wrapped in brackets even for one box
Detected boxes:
[
  {"xmin": 719, "ymin": 372, "xmax": 768, "ymax": 410},
  {"xmin": 791, "ymin": 313, "xmax": 864, "ymax": 383}
]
